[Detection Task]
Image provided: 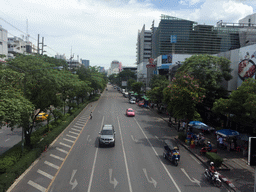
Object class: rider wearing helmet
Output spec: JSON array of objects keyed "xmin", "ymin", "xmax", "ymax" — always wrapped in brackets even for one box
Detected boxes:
[
  {"xmin": 207, "ymin": 141, "xmax": 212, "ymax": 152},
  {"xmin": 209, "ymin": 162, "xmax": 216, "ymax": 180}
]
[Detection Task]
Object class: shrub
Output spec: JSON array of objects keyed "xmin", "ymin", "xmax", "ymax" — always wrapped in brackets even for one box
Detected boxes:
[{"xmin": 206, "ymin": 152, "xmax": 223, "ymax": 167}]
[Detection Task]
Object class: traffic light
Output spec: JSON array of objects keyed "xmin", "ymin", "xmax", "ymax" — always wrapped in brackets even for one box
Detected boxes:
[{"xmin": 248, "ymin": 137, "xmax": 256, "ymax": 166}]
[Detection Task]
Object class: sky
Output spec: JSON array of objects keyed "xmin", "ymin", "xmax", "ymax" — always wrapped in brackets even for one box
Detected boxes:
[{"xmin": 1, "ymin": 0, "xmax": 256, "ymax": 69}]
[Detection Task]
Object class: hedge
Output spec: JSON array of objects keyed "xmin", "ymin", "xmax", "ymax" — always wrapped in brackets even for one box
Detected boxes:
[{"xmin": 205, "ymin": 152, "xmax": 223, "ymax": 167}]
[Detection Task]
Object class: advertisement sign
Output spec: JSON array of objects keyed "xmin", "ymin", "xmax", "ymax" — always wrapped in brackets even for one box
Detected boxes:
[
  {"xmin": 162, "ymin": 54, "xmax": 172, "ymax": 64},
  {"xmin": 122, "ymin": 81, "xmax": 127, "ymax": 87},
  {"xmin": 170, "ymin": 35, "xmax": 177, "ymax": 43},
  {"xmin": 248, "ymin": 137, "xmax": 256, "ymax": 166}
]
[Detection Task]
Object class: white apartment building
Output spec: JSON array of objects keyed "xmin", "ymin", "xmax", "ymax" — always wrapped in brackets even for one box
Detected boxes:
[
  {"xmin": 136, "ymin": 24, "xmax": 152, "ymax": 82},
  {"xmin": 0, "ymin": 25, "xmax": 8, "ymax": 61},
  {"xmin": 8, "ymin": 36, "xmax": 32, "ymax": 59}
]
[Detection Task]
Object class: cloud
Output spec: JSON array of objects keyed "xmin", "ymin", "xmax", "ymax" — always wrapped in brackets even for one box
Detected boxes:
[{"xmin": 0, "ymin": 0, "xmax": 255, "ymax": 69}]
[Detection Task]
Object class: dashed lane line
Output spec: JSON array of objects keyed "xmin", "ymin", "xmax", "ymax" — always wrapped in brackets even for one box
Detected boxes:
[
  {"xmin": 59, "ymin": 142, "xmax": 72, "ymax": 148},
  {"xmin": 44, "ymin": 161, "xmax": 59, "ymax": 170},
  {"xmin": 50, "ymin": 154, "xmax": 64, "ymax": 161},
  {"xmin": 56, "ymin": 147, "xmax": 69, "ymax": 154},
  {"xmin": 189, "ymin": 154, "xmax": 201, "ymax": 164},
  {"xmin": 37, "ymin": 169, "xmax": 54, "ymax": 180},
  {"xmin": 28, "ymin": 180, "xmax": 46, "ymax": 192}
]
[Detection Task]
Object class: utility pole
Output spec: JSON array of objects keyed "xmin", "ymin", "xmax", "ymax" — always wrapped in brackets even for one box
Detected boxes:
[{"xmin": 37, "ymin": 34, "xmax": 47, "ymax": 55}]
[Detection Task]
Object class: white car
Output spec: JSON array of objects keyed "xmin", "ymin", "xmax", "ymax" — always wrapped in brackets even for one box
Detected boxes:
[{"xmin": 130, "ymin": 99, "xmax": 136, "ymax": 104}]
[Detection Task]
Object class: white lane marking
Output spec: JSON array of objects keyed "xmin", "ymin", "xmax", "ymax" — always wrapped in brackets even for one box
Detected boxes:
[
  {"xmin": 37, "ymin": 169, "xmax": 54, "ymax": 180},
  {"xmin": 181, "ymin": 168, "xmax": 201, "ymax": 187},
  {"xmin": 56, "ymin": 147, "xmax": 69, "ymax": 154},
  {"xmin": 143, "ymin": 168, "xmax": 157, "ymax": 188},
  {"xmin": 78, "ymin": 119, "xmax": 87, "ymax": 123},
  {"xmin": 134, "ymin": 118, "xmax": 181, "ymax": 192},
  {"xmin": 79, "ymin": 117, "xmax": 87, "ymax": 121},
  {"xmin": 69, "ymin": 131, "xmax": 79, "ymax": 135},
  {"xmin": 59, "ymin": 142, "xmax": 72, "ymax": 148},
  {"xmin": 75, "ymin": 123, "xmax": 84, "ymax": 126},
  {"xmin": 131, "ymin": 135, "xmax": 138, "ymax": 142},
  {"xmin": 5, "ymin": 138, "xmax": 10, "ymax": 142},
  {"xmin": 87, "ymin": 116, "xmax": 104, "ymax": 192},
  {"xmin": 28, "ymin": 180, "xmax": 46, "ymax": 192},
  {"xmin": 117, "ymin": 117, "xmax": 133, "ymax": 192},
  {"xmin": 70, "ymin": 170, "xmax": 78, "ymax": 190},
  {"xmin": 71, "ymin": 128, "xmax": 81, "ymax": 132},
  {"xmin": 63, "ymin": 138, "xmax": 74, "ymax": 143},
  {"xmin": 155, "ymin": 135, "xmax": 160, "ymax": 141},
  {"xmin": 87, "ymin": 135, "xmax": 91, "ymax": 142},
  {"xmin": 44, "ymin": 161, "xmax": 59, "ymax": 170},
  {"xmin": 66, "ymin": 134, "xmax": 77, "ymax": 139},
  {"xmin": 189, "ymin": 154, "xmax": 201, "ymax": 164},
  {"xmin": 50, "ymin": 154, "xmax": 64, "ymax": 161},
  {"xmin": 73, "ymin": 125, "xmax": 82, "ymax": 129},
  {"xmin": 109, "ymin": 169, "xmax": 119, "ymax": 188}
]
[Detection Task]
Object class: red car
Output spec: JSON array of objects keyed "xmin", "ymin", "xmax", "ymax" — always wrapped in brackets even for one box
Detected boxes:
[
  {"xmin": 138, "ymin": 101, "xmax": 144, "ymax": 107},
  {"xmin": 126, "ymin": 108, "xmax": 135, "ymax": 117}
]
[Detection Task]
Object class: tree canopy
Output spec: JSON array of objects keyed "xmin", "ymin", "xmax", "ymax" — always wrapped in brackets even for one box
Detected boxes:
[{"xmin": 178, "ymin": 54, "xmax": 232, "ymax": 106}]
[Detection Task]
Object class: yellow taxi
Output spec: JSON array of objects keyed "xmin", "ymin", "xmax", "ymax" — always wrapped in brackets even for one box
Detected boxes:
[{"xmin": 36, "ymin": 113, "xmax": 48, "ymax": 121}]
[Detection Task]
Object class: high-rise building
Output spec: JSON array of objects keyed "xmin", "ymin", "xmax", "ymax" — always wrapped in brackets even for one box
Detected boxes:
[
  {"xmin": 81, "ymin": 59, "xmax": 90, "ymax": 68},
  {"xmin": 136, "ymin": 24, "xmax": 152, "ymax": 64},
  {"xmin": 55, "ymin": 54, "xmax": 66, "ymax": 60},
  {"xmin": 151, "ymin": 14, "xmax": 247, "ymax": 58},
  {"xmin": 0, "ymin": 25, "xmax": 8, "ymax": 61},
  {"xmin": 8, "ymin": 36, "xmax": 32, "ymax": 59}
]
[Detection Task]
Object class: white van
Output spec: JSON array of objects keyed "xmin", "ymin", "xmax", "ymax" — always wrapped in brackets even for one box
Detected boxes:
[{"xmin": 124, "ymin": 92, "xmax": 129, "ymax": 98}]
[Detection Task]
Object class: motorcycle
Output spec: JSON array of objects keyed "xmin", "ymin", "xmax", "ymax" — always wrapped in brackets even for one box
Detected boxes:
[
  {"xmin": 204, "ymin": 169, "xmax": 222, "ymax": 188},
  {"xmin": 200, "ymin": 147, "xmax": 217, "ymax": 155},
  {"xmin": 163, "ymin": 140, "xmax": 180, "ymax": 166}
]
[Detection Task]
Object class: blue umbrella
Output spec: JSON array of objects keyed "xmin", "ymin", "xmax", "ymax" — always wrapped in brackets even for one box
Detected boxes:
[
  {"xmin": 188, "ymin": 121, "xmax": 207, "ymax": 126},
  {"xmin": 215, "ymin": 129, "xmax": 239, "ymax": 137}
]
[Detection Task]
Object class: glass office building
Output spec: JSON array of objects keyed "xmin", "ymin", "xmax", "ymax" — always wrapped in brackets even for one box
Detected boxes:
[{"xmin": 152, "ymin": 15, "xmax": 241, "ymax": 58}]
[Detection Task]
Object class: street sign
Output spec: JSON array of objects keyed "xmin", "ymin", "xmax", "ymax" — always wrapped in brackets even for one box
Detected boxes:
[
  {"xmin": 170, "ymin": 35, "xmax": 177, "ymax": 43},
  {"xmin": 248, "ymin": 137, "xmax": 256, "ymax": 166}
]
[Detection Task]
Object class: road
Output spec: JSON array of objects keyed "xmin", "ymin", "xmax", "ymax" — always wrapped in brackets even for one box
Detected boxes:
[{"xmin": 8, "ymin": 85, "xmax": 229, "ymax": 192}]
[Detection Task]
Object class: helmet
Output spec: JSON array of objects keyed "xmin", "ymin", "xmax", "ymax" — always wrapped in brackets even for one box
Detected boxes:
[
  {"xmin": 174, "ymin": 147, "xmax": 178, "ymax": 150},
  {"xmin": 210, "ymin": 162, "xmax": 214, "ymax": 166},
  {"xmin": 207, "ymin": 141, "xmax": 211, "ymax": 144}
]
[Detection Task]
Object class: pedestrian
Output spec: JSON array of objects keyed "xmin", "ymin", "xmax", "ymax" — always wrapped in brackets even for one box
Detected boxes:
[
  {"xmin": 89, "ymin": 112, "xmax": 93, "ymax": 119},
  {"xmin": 182, "ymin": 122, "xmax": 186, "ymax": 130},
  {"xmin": 218, "ymin": 136, "xmax": 224, "ymax": 149}
]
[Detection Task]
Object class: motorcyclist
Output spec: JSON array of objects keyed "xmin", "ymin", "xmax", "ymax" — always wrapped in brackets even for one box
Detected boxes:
[
  {"xmin": 209, "ymin": 162, "xmax": 216, "ymax": 180},
  {"xmin": 206, "ymin": 141, "xmax": 212, "ymax": 152}
]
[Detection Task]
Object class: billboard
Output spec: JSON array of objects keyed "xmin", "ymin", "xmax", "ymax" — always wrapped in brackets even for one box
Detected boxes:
[
  {"xmin": 162, "ymin": 54, "xmax": 172, "ymax": 64},
  {"xmin": 122, "ymin": 81, "xmax": 127, "ymax": 87},
  {"xmin": 248, "ymin": 137, "xmax": 256, "ymax": 166}
]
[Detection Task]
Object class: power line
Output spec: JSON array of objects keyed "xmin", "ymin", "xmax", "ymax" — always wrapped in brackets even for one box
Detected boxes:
[{"xmin": 0, "ymin": 16, "xmax": 58, "ymax": 56}]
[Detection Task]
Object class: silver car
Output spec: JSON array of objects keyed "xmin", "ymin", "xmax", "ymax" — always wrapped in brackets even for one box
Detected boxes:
[{"xmin": 99, "ymin": 125, "xmax": 115, "ymax": 147}]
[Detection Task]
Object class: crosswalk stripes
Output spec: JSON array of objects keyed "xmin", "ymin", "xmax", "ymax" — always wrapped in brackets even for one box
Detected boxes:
[
  {"xmin": 69, "ymin": 131, "xmax": 79, "ymax": 135},
  {"xmin": 63, "ymin": 138, "xmax": 75, "ymax": 143},
  {"xmin": 56, "ymin": 147, "xmax": 69, "ymax": 154},
  {"xmin": 71, "ymin": 128, "xmax": 81, "ymax": 132}
]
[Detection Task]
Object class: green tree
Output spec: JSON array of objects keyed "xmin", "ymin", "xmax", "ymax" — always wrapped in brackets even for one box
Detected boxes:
[
  {"xmin": 163, "ymin": 72, "xmax": 205, "ymax": 129},
  {"xmin": 131, "ymin": 82, "xmax": 144, "ymax": 97},
  {"xmin": 0, "ymin": 68, "xmax": 34, "ymax": 129},
  {"xmin": 127, "ymin": 79, "xmax": 136, "ymax": 91},
  {"xmin": 147, "ymin": 75, "xmax": 169, "ymax": 107},
  {"xmin": 178, "ymin": 54, "xmax": 232, "ymax": 106},
  {"xmin": 212, "ymin": 78, "xmax": 256, "ymax": 133}
]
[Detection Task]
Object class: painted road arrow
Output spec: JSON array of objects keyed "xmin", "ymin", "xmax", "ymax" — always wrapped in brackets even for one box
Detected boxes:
[
  {"xmin": 109, "ymin": 169, "xmax": 118, "ymax": 188},
  {"xmin": 181, "ymin": 168, "xmax": 201, "ymax": 187},
  {"xmin": 69, "ymin": 169, "xmax": 78, "ymax": 190},
  {"xmin": 143, "ymin": 168, "xmax": 157, "ymax": 188}
]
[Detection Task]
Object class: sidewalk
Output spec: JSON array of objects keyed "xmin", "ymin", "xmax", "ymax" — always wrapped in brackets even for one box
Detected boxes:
[{"xmin": 148, "ymin": 106, "xmax": 255, "ymax": 192}]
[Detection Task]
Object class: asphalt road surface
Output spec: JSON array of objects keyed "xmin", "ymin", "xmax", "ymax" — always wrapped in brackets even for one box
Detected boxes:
[{"xmin": 8, "ymin": 85, "xmax": 229, "ymax": 192}]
